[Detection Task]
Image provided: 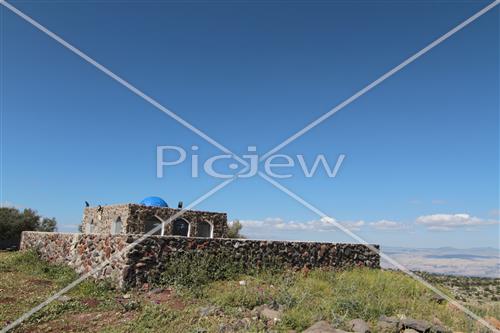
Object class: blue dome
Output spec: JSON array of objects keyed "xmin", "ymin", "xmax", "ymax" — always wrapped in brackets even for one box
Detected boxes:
[{"xmin": 140, "ymin": 196, "xmax": 168, "ymax": 207}]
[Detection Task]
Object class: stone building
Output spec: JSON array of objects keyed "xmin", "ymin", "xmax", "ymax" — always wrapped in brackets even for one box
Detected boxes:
[
  {"xmin": 81, "ymin": 196, "xmax": 228, "ymax": 238},
  {"xmin": 21, "ymin": 196, "xmax": 380, "ymax": 288}
]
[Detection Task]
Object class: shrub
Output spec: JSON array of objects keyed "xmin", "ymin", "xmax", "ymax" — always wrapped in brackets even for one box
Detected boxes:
[
  {"xmin": 226, "ymin": 220, "xmax": 244, "ymax": 239},
  {"xmin": 0, "ymin": 207, "xmax": 57, "ymax": 242}
]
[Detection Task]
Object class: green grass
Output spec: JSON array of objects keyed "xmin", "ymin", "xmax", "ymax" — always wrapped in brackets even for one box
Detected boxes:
[{"xmin": 1, "ymin": 251, "xmax": 498, "ymax": 333}]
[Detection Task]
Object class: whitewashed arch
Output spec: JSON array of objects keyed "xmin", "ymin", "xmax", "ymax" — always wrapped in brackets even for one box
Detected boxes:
[
  {"xmin": 111, "ymin": 217, "xmax": 123, "ymax": 235},
  {"xmin": 144, "ymin": 216, "xmax": 162, "ymax": 235},
  {"xmin": 87, "ymin": 219, "xmax": 95, "ymax": 234},
  {"xmin": 196, "ymin": 221, "xmax": 213, "ymax": 238},
  {"xmin": 171, "ymin": 218, "xmax": 191, "ymax": 237}
]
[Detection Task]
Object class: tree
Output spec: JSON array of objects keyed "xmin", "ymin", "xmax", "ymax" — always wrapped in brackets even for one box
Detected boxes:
[
  {"xmin": 226, "ymin": 219, "xmax": 244, "ymax": 239},
  {"xmin": 0, "ymin": 207, "xmax": 57, "ymax": 241}
]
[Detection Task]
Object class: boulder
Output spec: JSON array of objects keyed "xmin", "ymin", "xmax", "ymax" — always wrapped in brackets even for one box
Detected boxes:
[
  {"xmin": 401, "ymin": 318, "xmax": 432, "ymax": 332},
  {"xmin": 430, "ymin": 325, "xmax": 451, "ymax": 333},
  {"xmin": 302, "ymin": 321, "xmax": 349, "ymax": 333},
  {"xmin": 252, "ymin": 305, "xmax": 281, "ymax": 321},
  {"xmin": 377, "ymin": 316, "xmax": 399, "ymax": 333},
  {"xmin": 348, "ymin": 319, "xmax": 370, "ymax": 333},
  {"xmin": 430, "ymin": 294, "xmax": 446, "ymax": 304}
]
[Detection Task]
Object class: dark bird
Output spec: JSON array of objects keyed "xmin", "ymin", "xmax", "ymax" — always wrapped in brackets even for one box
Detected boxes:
[
  {"xmin": 85, "ymin": 201, "xmax": 90, "ymax": 207},
  {"xmin": 178, "ymin": 201, "xmax": 183, "ymax": 209}
]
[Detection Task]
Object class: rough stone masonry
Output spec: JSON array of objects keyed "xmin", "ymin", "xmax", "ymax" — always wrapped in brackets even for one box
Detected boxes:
[
  {"xmin": 20, "ymin": 231, "xmax": 380, "ymax": 289},
  {"xmin": 20, "ymin": 200, "xmax": 380, "ymax": 289}
]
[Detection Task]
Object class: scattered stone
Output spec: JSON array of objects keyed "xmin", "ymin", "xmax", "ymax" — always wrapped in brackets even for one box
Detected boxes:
[
  {"xmin": 233, "ymin": 318, "xmax": 251, "ymax": 330},
  {"xmin": 348, "ymin": 319, "xmax": 370, "ymax": 333},
  {"xmin": 401, "ymin": 318, "xmax": 432, "ymax": 332},
  {"xmin": 377, "ymin": 316, "xmax": 399, "ymax": 333},
  {"xmin": 402, "ymin": 330, "xmax": 419, "ymax": 333},
  {"xmin": 252, "ymin": 305, "xmax": 282, "ymax": 321},
  {"xmin": 57, "ymin": 295, "xmax": 71, "ymax": 302},
  {"xmin": 302, "ymin": 321, "xmax": 346, "ymax": 333},
  {"xmin": 430, "ymin": 324, "xmax": 451, "ymax": 333},
  {"xmin": 430, "ymin": 294, "xmax": 446, "ymax": 304},
  {"xmin": 198, "ymin": 305, "xmax": 219, "ymax": 317}
]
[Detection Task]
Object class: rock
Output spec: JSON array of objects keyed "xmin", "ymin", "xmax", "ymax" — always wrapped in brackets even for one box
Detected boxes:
[
  {"xmin": 348, "ymin": 319, "xmax": 370, "ymax": 333},
  {"xmin": 377, "ymin": 316, "xmax": 399, "ymax": 333},
  {"xmin": 261, "ymin": 307, "xmax": 281, "ymax": 321},
  {"xmin": 430, "ymin": 324, "xmax": 451, "ymax": 333},
  {"xmin": 57, "ymin": 295, "xmax": 71, "ymax": 302},
  {"xmin": 199, "ymin": 305, "xmax": 219, "ymax": 317},
  {"xmin": 401, "ymin": 318, "xmax": 432, "ymax": 332},
  {"xmin": 122, "ymin": 294, "xmax": 131, "ymax": 299},
  {"xmin": 252, "ymin": 305, "xmax": 281, "ymax": 321},
  {"xmin": 239, "ymin": 280, "xmax": 246, "ymax": 286},
  {"xmin": 403, "ymin": 330, "xmax": 419, "ymax": 333},
  {"xmin": 302, "ymin": 321, "xmax": 347, "ymax": 333},
  {"xmin": 430, "ymin": 294, "xmax": 446, "ymax": 304}
]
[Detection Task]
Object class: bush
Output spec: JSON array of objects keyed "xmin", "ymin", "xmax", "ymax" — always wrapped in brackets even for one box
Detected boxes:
[
  {"xmin": 0, "ymin": 207, "xmax": 57, "ymax": 242},
  {"xmin": 226, "ymin": 220, "xmax": 244, "ymax": 239}
]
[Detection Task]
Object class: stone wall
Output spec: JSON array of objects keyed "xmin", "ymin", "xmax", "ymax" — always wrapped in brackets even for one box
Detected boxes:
[
  {"xmin": 20, "ymin": 232, "xmax": 380, "ymax": 289},
  {"xmin": 126, "ymin": 205, "xmax": 227, "ymax": 237},
  {"xmin": 81, "ymin": 204, "xmax": 228, "ymax": 238},
  {"xmin": 82, "ymin": 205, "xmax": 130, "ymax": 235},
  {"xmin": 20, "ymin": 232, "xmax": 130, "ymax": 288}
]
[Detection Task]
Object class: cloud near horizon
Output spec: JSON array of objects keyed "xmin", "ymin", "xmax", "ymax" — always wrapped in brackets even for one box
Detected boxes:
[
  {"xmin": 237, "ymin": 213, "xmax": 498, "ymax": 234},
  {"xmin": 369, "ymin": 220, "xmax": 408, "ymax": 230},
  {"xmin": 238, "ymin": 217, "xmax": 365, "ymax": 233},
  {"xmin": 415, "ymin": 213, "xmax": 499, "ymax": 231}
]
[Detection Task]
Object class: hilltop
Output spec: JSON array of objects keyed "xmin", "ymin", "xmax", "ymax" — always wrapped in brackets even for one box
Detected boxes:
[{"xmin": 0, "ymin": 251, "xmax": 499, "ymax": 332}]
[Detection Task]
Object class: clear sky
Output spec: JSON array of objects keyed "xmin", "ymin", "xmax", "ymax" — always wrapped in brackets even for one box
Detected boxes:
[{"xmin": 1, "ymin": 0, "xmax": 498, "ymax": 248}]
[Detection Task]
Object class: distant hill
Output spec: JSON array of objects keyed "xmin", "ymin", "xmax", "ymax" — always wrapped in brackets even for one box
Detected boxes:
[{"xmin": 381, "ymin": 246, "xmax": 500, "ymax": 278}]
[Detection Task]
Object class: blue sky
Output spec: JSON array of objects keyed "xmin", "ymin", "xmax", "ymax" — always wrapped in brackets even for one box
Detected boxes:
[{"xmin": 1, "ymin": 0, "xmax": 498, "ymax": 248}]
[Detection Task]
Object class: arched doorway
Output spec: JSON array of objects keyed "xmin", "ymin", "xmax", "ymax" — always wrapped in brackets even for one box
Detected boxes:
[
  {"xmin": 87, "ymin": 219, "xmax": 95, "ymax": 234},
  {"xmin": 196, "ymin": 221, "xmax": 212, "ymax": 238},
  {"xmin": 112, "ymin": 217, "xmax": 123, "ymax": 235},
  {"xmin": 172, "ymin": 219, "xmax": 190, "ymax": 237},
  {"xmin": 144, "ymin": 217, "xmax": 162, "ymax": 235}
]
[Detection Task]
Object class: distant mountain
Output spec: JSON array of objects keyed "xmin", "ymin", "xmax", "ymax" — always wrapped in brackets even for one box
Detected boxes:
[{"xmin": 380, "ymin": 246, "xmax": 500, "ymax": 278}]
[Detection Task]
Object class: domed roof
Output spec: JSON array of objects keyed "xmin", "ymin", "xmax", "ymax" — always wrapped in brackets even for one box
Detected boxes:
[{"xmin": 139, "ymin": 196, "xmax": 168, "ymax": 207}]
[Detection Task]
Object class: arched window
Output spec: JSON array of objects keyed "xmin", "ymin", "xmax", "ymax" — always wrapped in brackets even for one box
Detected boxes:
[
  {"xmin": 172, "ymin": 218, "xmax": 190, "ymax": 237},
  {"xmin": 196, "ymin": 221, "xmax": 213, "ymax": 238},
  {"xmin": 87, "ymin": 219, "xmax": 95, "ymax": 234},
  {"xmin": 112, "ymin": 217, "xmax": 123, "ymax": 235},
  {"xmin": 144, "ymin": 217, "xmax": 162, "ymax": 235}
]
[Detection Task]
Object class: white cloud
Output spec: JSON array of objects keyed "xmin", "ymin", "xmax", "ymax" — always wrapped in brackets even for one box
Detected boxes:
[
  {"xmin": 369, "ymin": 220, "xmax": 407, "ymax": 230},
  {"xmin": 239, "ymin": 216, "xmax": 365, "ymax": 233},
  {"xmin": 416, "ymin": 213, "xmax": 498, "ymax": 231}
]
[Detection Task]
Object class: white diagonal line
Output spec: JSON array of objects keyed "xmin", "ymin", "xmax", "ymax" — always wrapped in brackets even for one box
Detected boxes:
[
  {"xmin": 257, "ymin": 172, "xmax": 500, "ymax": 332},
  {"xmin": 0, "ymin": 0, "xmax": 248, "ymax": 168},
  {"xmin": 260, "ymin": 0, "xmax": 500, "ymax": 161},
  {"xmin": 0, "ymin": 176, "xmax": 237, "ymax": 333}
]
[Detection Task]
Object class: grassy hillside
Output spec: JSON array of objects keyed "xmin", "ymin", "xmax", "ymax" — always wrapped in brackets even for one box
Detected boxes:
[{"xmin": 0, "ymin": 251, "xmax": 498, "ymax": 332}]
